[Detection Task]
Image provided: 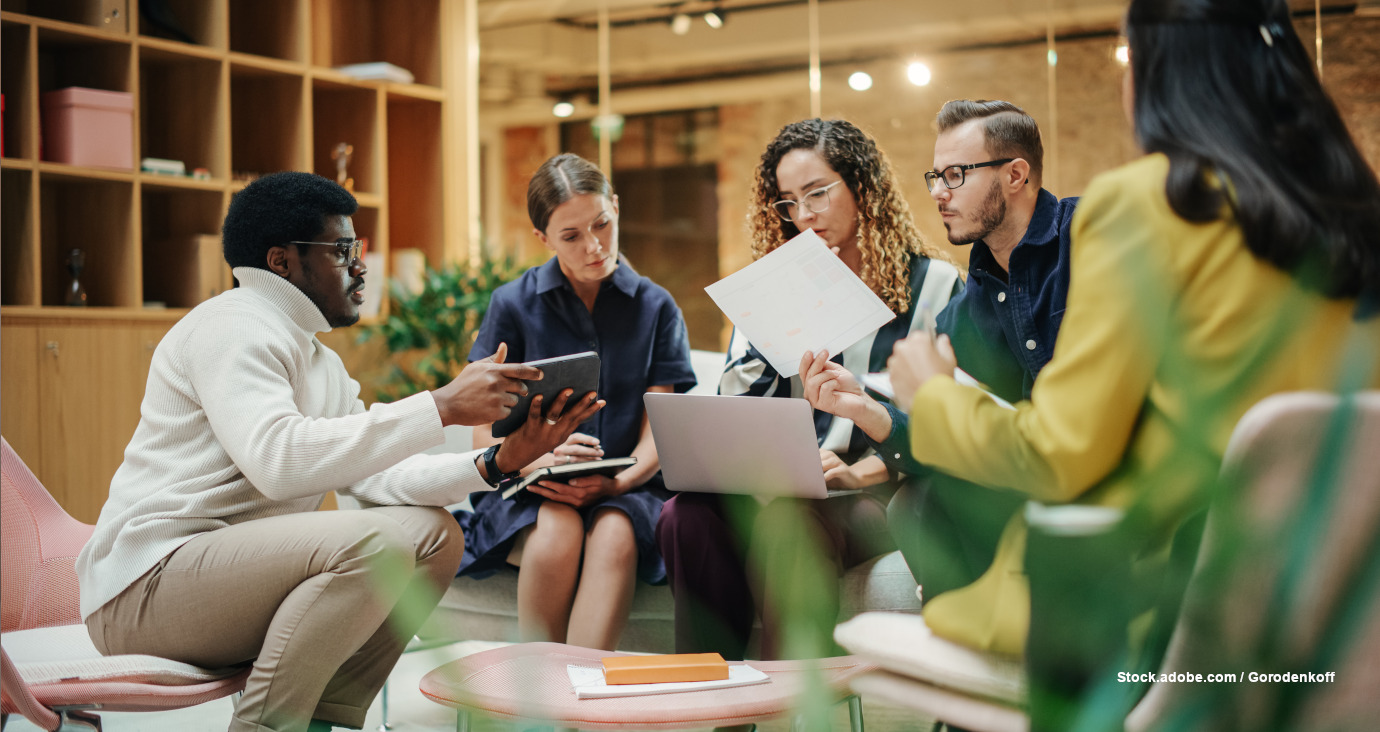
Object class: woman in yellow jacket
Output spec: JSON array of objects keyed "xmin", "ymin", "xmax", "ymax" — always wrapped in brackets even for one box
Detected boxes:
[{"xmin": 805, "ymin": 0, "xmax": 1380, "ymax": 657}]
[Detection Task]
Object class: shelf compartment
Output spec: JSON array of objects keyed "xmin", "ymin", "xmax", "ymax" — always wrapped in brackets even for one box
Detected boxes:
[
  {"xmin": 229, "ymin": 0, "xmax": 305, "ymax": 62},
  {"xmin": 231, "ymin": 64, "xmax": 305, "ymax": 180},
  {"xmin": 2, "ymin": 167, "xmax": 38, "ymax": 305},
  {"xmin": 37, "ymin": 26, "xmax": 133, "ymax": 95},
  {"xmin": 311, "ymin": 81, "xmax": 379, "ymax": 195},
  {"xmin": 38, "ymin": 175, "xmax": 136, "ymax": 307},
  {"xmin": 386, "ymin": 97, "xmax": 442, "ymax": 268},
  {"xmin": 140, "ymin": 187, "xmax": 228, "ymax": 307},
  {"xmin": 139, "ymin": 49, "xmax": 226, "ymax": 180},
  {"xmin": 1, "ymin": 0, "xmax": 128, "ymax": 35},
  {"xmin": 137, "ymin": 0, "xmax": 224, "ymax": 49},
  {"xmin": 310, "ymin": 0, "xmax": 440, "ymax": 88},
  {"xmin": 2, "ymin": 22, "xmax": 35, "ymax": 159}
]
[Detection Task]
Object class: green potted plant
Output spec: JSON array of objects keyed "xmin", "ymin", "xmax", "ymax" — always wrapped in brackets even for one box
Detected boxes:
[{"xmin": 360, "ymin": 256, "xmax": 528, "ymax": 402}]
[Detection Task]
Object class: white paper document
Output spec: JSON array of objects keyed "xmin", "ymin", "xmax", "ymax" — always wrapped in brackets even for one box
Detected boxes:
[
  {"xmin": 705, "ymin": 229, "xmax": 895, "ymax": 378},
  {"xmin": 566, "ymin": 663, "xmax": 771, "ymax": 699}
]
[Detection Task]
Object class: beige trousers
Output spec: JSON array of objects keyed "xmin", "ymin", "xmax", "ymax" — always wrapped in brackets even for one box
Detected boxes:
[{"xmin": 85, "ymin": 506, "xmax": 463, "ymax": 732}]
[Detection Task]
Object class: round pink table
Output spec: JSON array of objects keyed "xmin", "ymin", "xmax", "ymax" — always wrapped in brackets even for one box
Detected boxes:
[{"xmin": 420, "ymin": 642, "xmax": 874, "ymax": 731}]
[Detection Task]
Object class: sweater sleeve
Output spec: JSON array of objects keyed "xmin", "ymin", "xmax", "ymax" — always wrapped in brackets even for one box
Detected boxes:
[
  {"xmin": 906, "ymin": 168, "xmax": 1172, "ymax": 502},
  {"xmin": 183, "ymin": 311, "xmax": 462, "ymax": 502}
]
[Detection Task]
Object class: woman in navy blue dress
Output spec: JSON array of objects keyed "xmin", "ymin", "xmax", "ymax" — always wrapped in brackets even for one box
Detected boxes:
[{"xmin": 455, "ymin": 153, "xmax": 696, "ymax": 650}]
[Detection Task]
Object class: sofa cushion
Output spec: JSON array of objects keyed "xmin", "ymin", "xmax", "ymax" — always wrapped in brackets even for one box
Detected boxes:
[{"xmin": 423, "ymin": 550, "xmax": 922, "ymax": 654}]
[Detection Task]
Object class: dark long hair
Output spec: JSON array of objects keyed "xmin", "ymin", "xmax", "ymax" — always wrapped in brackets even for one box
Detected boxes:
[
  {"xmin": 1127, "ymin": 0, "xmax": 1380, "ymax": 314},
  {"xmin": 748, "ymin": 118, "xmax": 943, "ymax": 314}
]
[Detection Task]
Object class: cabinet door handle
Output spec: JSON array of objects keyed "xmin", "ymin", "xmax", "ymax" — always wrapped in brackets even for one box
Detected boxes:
[{"xmin": 46, "ymin": 341, "xmax": 60, "ymax": 358}]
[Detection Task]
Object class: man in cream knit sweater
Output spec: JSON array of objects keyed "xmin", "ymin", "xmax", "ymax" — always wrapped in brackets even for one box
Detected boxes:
[{"xmin": 75, "ymin": 172, "xmax": 603, "ymax": 732}]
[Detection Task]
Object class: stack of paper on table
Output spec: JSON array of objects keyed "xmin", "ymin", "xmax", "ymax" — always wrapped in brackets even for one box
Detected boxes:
[
  {"xmin": 566, "ymin": 664, "xmax": 771, "ymax": 699},
  {"xmin": 705, "ymin": 229, "xmax": 895, "ymax": 378}
]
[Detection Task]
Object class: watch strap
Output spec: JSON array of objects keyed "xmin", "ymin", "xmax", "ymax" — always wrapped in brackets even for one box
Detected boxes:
[{"xmin": 480, "ymin": 444, "xmax": 520, "ymax": 488}]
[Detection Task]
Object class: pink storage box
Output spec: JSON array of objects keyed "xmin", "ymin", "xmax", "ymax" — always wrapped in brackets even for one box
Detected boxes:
[{"xmin": 41, "ymin": 87, "xmax": 134, "ymax": 170}]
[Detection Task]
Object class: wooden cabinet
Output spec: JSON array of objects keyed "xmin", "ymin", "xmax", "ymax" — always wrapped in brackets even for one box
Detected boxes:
[
  {"xmin": 1, "ymin": 311, "xmax": 172, "ymax": 523},
  {"xmin": 1, "ymin": 0, "xmax": 469, "ymax": 519}
]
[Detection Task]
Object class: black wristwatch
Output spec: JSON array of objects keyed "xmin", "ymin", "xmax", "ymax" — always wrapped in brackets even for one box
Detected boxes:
[{"xmin": 480, "ymin": 444, "xmax": 521, "ymax": 489}]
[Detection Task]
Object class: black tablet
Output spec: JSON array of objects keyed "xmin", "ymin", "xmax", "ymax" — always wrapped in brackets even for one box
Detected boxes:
[{"xmin": 490, "ymin": 351, "xmax": 601, "ymax": 438}]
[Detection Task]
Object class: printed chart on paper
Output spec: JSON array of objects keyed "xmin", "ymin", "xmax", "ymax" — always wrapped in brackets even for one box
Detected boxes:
[{"xmin": 706, "ymin": 229, "xmax": 895, "ymax": 378}]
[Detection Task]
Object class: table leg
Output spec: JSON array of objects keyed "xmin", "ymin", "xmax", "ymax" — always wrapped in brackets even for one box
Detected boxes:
[
  {"xmin": 455, "ymin": 709, "xmax": 470, "ymax": 732},
  {"xmin": 848, "ymin": 694, "xmax": 865, "ymax": 732}
]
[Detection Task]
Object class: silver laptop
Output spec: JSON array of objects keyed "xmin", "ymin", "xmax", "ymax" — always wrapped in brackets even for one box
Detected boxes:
[{"xmin": 645, "ymin": 392, "xmax": 834, "ymax": 499}]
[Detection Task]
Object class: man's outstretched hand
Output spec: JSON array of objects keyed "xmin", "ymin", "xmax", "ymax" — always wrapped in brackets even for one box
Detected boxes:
[{"xmin": 432, "ymin": 343, "xmax": 544, "ymax": 426}]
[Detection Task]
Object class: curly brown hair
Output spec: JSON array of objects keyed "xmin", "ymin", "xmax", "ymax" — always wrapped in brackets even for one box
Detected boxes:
[{"xmin": 748, "ymin": 118, "xmax": 944, "ymax": 314}]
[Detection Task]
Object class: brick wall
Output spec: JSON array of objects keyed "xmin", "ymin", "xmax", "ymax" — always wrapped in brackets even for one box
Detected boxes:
[{"xmin": 492, "ymin": 15, "xmax": 1380, "ymax": 350}]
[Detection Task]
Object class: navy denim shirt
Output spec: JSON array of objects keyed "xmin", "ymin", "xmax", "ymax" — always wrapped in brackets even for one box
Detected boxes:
[
  {"xmin": 469, "ymin": 256, "xmax": 697, "ymax": 461},
  {"xmin": 870, "ymin": 189, "xmax": 1077, "ymax": 474}
]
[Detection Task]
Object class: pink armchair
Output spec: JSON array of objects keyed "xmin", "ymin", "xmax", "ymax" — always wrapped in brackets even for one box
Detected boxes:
[{"xmin": 1, "ymin": 438, "xmax": 249, "ymax": 731}]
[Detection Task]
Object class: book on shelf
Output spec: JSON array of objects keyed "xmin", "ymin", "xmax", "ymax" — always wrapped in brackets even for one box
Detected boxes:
[{"xmin": 501, "ymin": 457, "xmax": 636, "ymax": 500}]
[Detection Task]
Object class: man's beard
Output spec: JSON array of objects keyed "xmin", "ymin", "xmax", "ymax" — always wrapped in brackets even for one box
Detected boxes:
[{"xmin": 946, "ymin": 176, "xmax": 1007, "ymax": 246}]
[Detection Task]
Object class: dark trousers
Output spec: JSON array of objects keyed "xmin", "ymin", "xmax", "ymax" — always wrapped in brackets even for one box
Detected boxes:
[
  {"xmin": 655, "ymin": 491, "xmax": 894, "ymax": 660},
  {"xmin": 886, "ymin": 475, "xmax": 1026, "ymax": 602}
]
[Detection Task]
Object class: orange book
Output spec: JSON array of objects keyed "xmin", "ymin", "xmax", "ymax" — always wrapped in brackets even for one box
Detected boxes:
[{"xmin": 601, "ymin": 653, "xmax": 730, "ymax": 685}]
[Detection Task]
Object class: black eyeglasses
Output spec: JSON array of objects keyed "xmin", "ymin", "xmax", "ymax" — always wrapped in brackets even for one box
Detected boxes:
[
  {"xmin": 924, "ymin": 159, "xmax": 1015, "ymax": 192},
  {"xmin": 286, "ymin": 239, "xmax": 365, "ymax": 267}
]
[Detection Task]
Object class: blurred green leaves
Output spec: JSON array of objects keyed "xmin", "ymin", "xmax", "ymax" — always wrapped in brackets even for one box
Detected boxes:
[{"xmin": 359, "ymin": 257, "xmax": 527, "ymax": 402}]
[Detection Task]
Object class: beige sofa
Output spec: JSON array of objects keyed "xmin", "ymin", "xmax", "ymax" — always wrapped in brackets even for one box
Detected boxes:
[{"xmin": 407, "ymin": 350, "xmax": 924, "ymax": 654}]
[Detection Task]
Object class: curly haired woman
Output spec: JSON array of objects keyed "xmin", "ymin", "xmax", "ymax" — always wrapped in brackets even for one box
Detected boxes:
[{"xmin": 655, "ymin": 118, "xmax": 962, "ymax": 661}]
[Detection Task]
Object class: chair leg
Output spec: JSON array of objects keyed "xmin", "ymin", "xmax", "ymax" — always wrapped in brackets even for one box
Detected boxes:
[
  {"xmin": 378, "ymin": 678, "xmax": 391, "ymax": 731},
  {"xmin": 847, "ymin": 694, "xmax": 865, "ymax": 732},
  {"xmin": 455, "ymin": 709, "xmax": 470, "ymax": 732},
  {"xmin": 56, "ymin": 710, "xmax": 102, "ymax": 731}
]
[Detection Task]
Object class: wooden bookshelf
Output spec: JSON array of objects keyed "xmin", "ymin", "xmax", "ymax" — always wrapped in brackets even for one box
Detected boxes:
[{"xmin": 0, "ymin": 0, "xmax": 463, "ymax": 521}]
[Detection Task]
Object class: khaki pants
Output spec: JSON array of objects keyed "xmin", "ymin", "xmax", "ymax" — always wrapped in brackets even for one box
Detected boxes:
[{"xmin": 85, "ymin": 506, "xmax": 463, "ymax": 732}]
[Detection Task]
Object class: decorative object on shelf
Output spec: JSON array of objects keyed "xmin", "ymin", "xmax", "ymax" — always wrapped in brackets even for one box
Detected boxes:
[
  {"xmin": 232, "ymin": 171, "xmax": 261, "ymax": 183},
  {"xmin": 41, "ymin": 88, "xmax": 134, "ymax": 170},
  {"xmin": 336, "ymin": 62, "xmax": 415, "ymax": 85},
  {"xmin": 139, "ymin": 0, "xmax": 194, "ymax": 44},
  {"xmin": 360, "ymin": 257, "xmax": 527, "ymax": 401},
  {"xmin": 141, "ymin": 157, "xmax": 186, "ymax": 175},
  {"xmin": 65, "ymin": 249, "xmax": 88, "ymax": 307},
  {"xmin": 332, "ymin": 142, "xmax": 354, "ymax": 191},
  {"xmin": 191, "ymin": 167, "xmax": 212, "ymax": 180}
]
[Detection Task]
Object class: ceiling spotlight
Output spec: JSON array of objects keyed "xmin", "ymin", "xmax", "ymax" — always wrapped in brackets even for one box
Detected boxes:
[
  {"xmin": 848, "ymin": 71, "xmax": 873, "ymax": 91},
  {"xmin": 906, "ymin": 61, "xmax": 932, "ymax": 87},
  {"xmin": 704, "ymin": 10, "xmax": 724, "ymax": 28},
  {"xmin": 670, "ymin": 12, "xmax": 692, "ymax": 35},
  {"xmin": 552, "ymin": 101, "xmax": 575, "ymax": 118},
  {"xmin": 1114, "ymin": 43, "xmax": 1129, "ymax": 65}
]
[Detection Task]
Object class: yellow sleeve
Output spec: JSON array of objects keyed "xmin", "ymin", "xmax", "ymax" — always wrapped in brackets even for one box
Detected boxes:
[{"xmin": 908, "ymin": 161, "xmax": 1175, "ymax": 503}]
